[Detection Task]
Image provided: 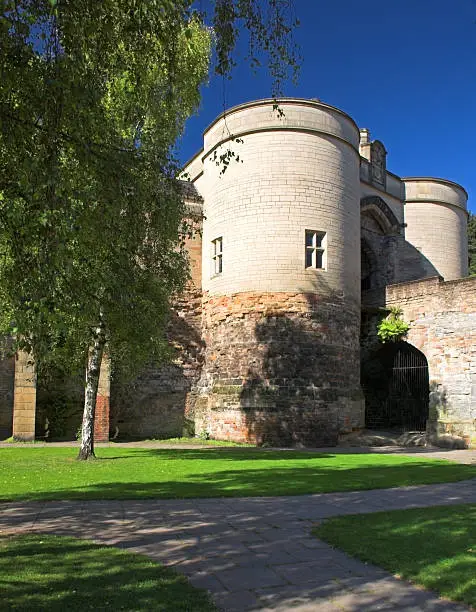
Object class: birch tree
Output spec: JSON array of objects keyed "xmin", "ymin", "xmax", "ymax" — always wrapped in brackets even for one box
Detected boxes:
[{"xmin": 0, "ymin": 0, "xmax": 299, "ymax": 459}]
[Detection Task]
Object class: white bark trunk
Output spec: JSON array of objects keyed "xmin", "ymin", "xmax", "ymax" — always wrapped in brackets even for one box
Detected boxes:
[{"xmin": 77, "ymin": 321, "xmax": 106, "ymax": 460}]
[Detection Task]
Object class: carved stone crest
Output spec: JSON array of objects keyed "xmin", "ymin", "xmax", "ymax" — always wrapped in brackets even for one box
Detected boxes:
[{"xmin": 370, "ymin": 140, "xmax": 387, "ymax": 188}]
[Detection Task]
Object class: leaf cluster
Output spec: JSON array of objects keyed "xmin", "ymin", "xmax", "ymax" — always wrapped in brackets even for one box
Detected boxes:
[
  {"xmin": 377, "ymin": 307, "xmax": 410, "ymax": 344},
  {"xmin": 468, "ymin": 213, "xmax": 476, "ymax": 276},
  {"xmin": 210, "ymin": 0, "xmax": 301, "ymax": 95}
]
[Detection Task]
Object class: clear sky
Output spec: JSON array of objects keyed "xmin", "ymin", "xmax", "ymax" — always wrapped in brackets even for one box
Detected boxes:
[{"xmin": 177, "ymin": 0, "xmax": 476, "ymax": 213}]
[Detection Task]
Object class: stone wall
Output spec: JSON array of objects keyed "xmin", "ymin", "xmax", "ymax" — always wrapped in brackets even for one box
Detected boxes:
[
  {"xmin": 385, "ymin": 276, "xmax": 476, "ymax": 444},
  {"xmin": 12, "ymin": 351, "xmax": 36, "ymax": 441},
  {"xmin": 110, "ymin": 287, "xmax": 203, "ymax": 439},
  {"xmin": 110, "ymin": 220, "xmax": 203, "ymax": 439},
  {"xmin": 184, "ymin": 99, "xmax": 365, "ymax": 446},
  {"xmin": 195, "ymin": 291, "xmax": 364, "ymax": 446}
]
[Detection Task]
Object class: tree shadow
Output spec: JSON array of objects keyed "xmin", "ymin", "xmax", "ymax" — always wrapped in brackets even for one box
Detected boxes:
[
  {"xmin": 3, "ymin": 448, "xmax": 474, "ymax": 502},
  {"xmin": 110, "ymin": 288, "xmax": 204, "ymax": 440},
  {"xmin": 0, "ymin": 533, "xmax": 214, "ymax": 612},
  {"xmin": 315, "ymin": 504, "xmax": 476, "ymax": 608},
  {"xmin": 239, "ymin": 276, "xmax": 362, "ymax": 447},
  {"xmin": 4, "ymin": 502, "xmax": 474, "ymax": 611}
]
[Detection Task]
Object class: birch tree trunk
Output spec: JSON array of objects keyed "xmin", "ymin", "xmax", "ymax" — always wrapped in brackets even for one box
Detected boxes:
[{"xmin": 78, "ymin": 321, "xmax": 106, "ymax": 460}]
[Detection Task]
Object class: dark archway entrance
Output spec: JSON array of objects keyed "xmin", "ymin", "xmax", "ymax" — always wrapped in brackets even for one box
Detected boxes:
[{"xmin": 362, "ymin": 341, "xmax": 429, "ymax": 431}]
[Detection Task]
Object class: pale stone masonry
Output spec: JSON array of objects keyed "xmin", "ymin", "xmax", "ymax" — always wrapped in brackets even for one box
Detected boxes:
[
  {"xmin": 176, "ymin": 98, "xmax": 474, "ymax": 446},
  {"xmin": 386, "ymin": 277, "xmax": 476, "ymax": 441},
  {"xmin": 403, "ymin": 179, "xmax": 468, "ymax": 281},
  {"xmin": 12, "ymin": 351, "xmax": 36, "ymax": 441},
  {"xmin": 2, "ymin": 97, "xmax": 475, "ymax": 445},
  {"xmin": 165, "ymin": 98, "xmax": 473, "ymax": 446}
]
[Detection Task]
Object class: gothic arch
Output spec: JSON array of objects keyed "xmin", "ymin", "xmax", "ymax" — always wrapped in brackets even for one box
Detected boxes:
[{"xmin": 361, "ymin": 195, "xmax": 401, "ymax": 236}]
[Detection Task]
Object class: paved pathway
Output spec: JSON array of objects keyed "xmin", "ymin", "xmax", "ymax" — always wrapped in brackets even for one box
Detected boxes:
[{"xmin": 1, "ymin": 478, "xmax": 475, "ymax": 611}]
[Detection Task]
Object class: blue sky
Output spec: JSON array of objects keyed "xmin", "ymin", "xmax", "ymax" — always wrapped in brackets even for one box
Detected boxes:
[{"xmin": 178, "ymin": 0, "xmax": 476, "ymax": 213}]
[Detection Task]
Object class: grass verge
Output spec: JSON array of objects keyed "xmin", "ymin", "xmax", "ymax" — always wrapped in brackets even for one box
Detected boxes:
[
  {"xmin": 313, "ymin": 504, "xmax": 476, "ymax": 608},
  {"xmin": 0, "ymin": 534, "xmax": 216, "ymax": 611},
  {"xmin": 137, "ymin": 437, "xmax": 252, "ymax": 447},
  {"xmin": 1, "ymin": 436, "xmax": 251, "ymax": 446},
  {"xmin": 0, "ymin": 447, "xmax": 474, "ymax": 501}
]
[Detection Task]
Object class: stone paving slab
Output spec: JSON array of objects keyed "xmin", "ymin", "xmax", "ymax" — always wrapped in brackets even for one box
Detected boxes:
[{"xmin": 1, "ymin": 479, "xmax": 475, "ymax": 611}]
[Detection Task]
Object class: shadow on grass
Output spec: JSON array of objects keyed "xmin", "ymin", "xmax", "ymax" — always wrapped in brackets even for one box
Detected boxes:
[
  {"xmin": 314, "ymin": 504, "xmax": 476, "ymax": 608},
  {"xmin": 1, "ymin": 449, "xmax": 474, "ymax": 502},
  {"xmin": 0, "ymin": 534, "xmax": 216, "ymax": 611}
]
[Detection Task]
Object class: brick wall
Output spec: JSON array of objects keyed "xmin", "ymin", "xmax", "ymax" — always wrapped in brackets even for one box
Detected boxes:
[
  {"xmin": 94, "ymin": 354, "xmax": 110, "ymax": 442},
  {"xmin": 386, "ymin": 276, "xmax": 476, "ymax": 443}
]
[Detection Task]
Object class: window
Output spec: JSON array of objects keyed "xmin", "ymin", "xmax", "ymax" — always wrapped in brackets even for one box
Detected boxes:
[
  {"xmin": 305, "ymin": 230, "xmax": 327, "ymax": 269},
  {"xmin": 211, "ymin": 236, "xmax": 223, "ymax": 275}
]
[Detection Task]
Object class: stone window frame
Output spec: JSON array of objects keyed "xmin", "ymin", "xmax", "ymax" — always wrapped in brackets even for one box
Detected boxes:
[
  {"xmin": 211, "ymin": 236, "xmax": 223, "ymax": 276},
  {"xmin": 305, "ymin": 229, "xmax": 327, "ymax": 270}
]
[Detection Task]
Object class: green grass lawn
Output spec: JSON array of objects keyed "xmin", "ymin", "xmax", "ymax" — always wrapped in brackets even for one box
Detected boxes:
[
  {"xmin": 133, "ymin": 437, "xmax": 252, "ymax": 446},
  {"xmin": 314, "ymin": 504, "xmax": 476, "ymax": 608},
  {"xmin": 0, "ymin": 447, "xmax": 474, "ymax": 501},
  {"xmin": 0, "ymin": 534, "xmax": 216, "ymax": 611},
  {"xmin": 2, "ymin": 436, "xmax": 251, "ymax": 446}
]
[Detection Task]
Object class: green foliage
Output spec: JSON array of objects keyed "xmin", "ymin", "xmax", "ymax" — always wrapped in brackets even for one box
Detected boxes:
[
  {"xmin": 1, "ymin": 534, "xmax": 217, "ymax": 611},
  {"xmin": 0, "ymin": 1, "xmax": 300, "ymax": 380},
  {"xmin": 377, "ymin": 307, "xmax": 410, "ymax": 343},
  {"xmin": 314, "ymin": 504, "xmax": 476, "ymax": 608},
  {"xmin": 1, "ymin": 448, "xmax": 474, "ymax": 502},
  {"xmin": 197, "ymin": 428, "xmax": 211, "ymax": 440},
  {"xmin": 36, "ymin": 361, "xmax": 83, "ymax": 439},
  {"xmin": 468, "ymin": 213, "xmax": 476, "ymax": 276},
  {"xmin": 0, "ymin": 1, "xmax": 213, "ymax": 380},
  {"xmin": 210, "ymin": 0, "xmax": 300, "ymax": 94},
  {"xmin": 41, "ymin": 393, "xmax": 72, "ymax": 439},
  {"xmin": 0, "ymin": 2, "xmax": 300, "ymax": 457}
]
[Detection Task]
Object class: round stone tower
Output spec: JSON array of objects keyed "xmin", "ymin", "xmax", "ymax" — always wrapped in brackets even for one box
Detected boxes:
[
  {"xmin": 195, "ymin": 98, "xmax": 364, "ymax": 445},
  {"xmin": 403, "ymin": 178, "xmax": 468, "ymax": 281}
]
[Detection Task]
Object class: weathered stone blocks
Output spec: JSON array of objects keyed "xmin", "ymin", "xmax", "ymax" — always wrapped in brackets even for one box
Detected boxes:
[
  {"xmin": 386, "ymin": 276, "xmax": 476, "ymax": 444},
  {"xmin": 194, "ymin": 292, "xmax": 364, "ymax": 446},
  {"xmin": 12, "ymin": 351, "xmax": 36, "ymax": 441}
]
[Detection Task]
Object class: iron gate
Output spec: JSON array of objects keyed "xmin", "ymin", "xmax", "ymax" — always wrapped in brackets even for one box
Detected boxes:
[
  {"xmin": 382, "ymin": 342, "xmax": 429, "ymax": 431},
  {"xmin": 363, "ymin": 341, "xmax": 429, "ymax": 432}
]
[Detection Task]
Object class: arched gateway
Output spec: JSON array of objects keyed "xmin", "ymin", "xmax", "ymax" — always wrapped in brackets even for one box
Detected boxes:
[{"xmin": 362, "ymin": 341, "xmax": 429, "ymax": 432}]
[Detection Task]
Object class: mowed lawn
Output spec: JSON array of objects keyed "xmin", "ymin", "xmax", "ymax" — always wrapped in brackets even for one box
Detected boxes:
[
  {"xmin": 0, "ymin": 447, "xmax": 474, "ymax": 501},
  {"xmin": 0, "ymin": 534, "xmax": 216, "ymax": 611},
  {"xmin": 314, "ymin": 504, "xmax": 476, "ymax": 608}
]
